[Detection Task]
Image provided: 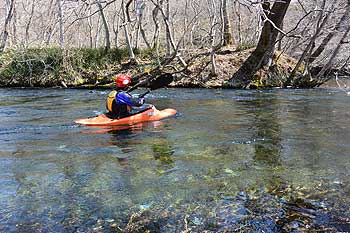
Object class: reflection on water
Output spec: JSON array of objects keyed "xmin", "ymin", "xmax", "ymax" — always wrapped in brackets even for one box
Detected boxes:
[{"xmin": 0, "ymin": 88, "xmax": 350, "ymax": 232}]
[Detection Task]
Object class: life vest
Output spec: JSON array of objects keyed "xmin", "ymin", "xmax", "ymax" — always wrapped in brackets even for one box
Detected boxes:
[
  {"xmin": 106, "ymin": 90, "xmax": 132, "ymax": 113},
  {"xmin": 106, "ymin": 90, "xmax": 117, "ymax": 112}
]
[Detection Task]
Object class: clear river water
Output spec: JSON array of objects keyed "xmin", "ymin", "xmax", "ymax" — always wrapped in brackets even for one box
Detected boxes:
[{"xmin": 0, "ymin": 87, "xmax": 349, "ymax": 232}]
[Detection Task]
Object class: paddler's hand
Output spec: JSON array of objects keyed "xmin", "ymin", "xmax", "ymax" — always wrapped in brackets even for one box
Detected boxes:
[
  {"xmin": 132, "ymin": 94, "xmax": 142, "ymax": 98},
  {"xmin": 140, "ymin": 98, "xmax": 145, "ymax": 105},
  {"xmin": 132, "ymin": 94, "xmax": 145, "ymax": 104}
]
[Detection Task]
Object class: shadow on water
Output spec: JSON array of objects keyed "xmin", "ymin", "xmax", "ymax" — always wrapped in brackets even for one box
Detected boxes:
[
  {"xmin": 205, "ymin": 91, "xmax": 350, "ymax": 232},
  {"xmin": 246, "ymin": 93, "xmax": 282, "ymax": 166}
]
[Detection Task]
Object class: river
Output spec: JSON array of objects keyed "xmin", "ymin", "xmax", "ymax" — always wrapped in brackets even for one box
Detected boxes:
[{"xmin": 0, "ymin": 87, "xmax": 349, "ymax": 232}]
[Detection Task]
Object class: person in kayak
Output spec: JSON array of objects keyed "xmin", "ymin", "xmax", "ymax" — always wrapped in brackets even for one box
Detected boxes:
[{"xmin": 106, "ymin": 74, "xmax": 145, "ymax": 119}]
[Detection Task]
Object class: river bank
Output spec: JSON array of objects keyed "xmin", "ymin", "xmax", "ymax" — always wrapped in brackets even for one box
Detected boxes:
[{"xmin": 2, "ymin": 47, "xmax": 348, "ymax": 89}]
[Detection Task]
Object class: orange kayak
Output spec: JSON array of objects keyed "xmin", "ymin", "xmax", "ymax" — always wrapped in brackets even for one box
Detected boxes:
[{"xmin": 74, "ymin": 105, "xmax": 177, "ymax": 126}]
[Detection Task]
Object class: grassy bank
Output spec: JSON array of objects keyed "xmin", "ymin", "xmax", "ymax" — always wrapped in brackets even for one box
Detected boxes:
[
  {"xmin": 0, "ymin": 47, "xmax": 154, "ymax": 87},
  {"xmin": 1, "ymin": 46, "xmax": 334, "ymax": 89}
]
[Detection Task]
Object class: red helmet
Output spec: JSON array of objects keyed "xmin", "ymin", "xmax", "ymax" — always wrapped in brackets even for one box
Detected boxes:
[{"xmin": 115, "ymin": 74, "xmax": 131, "ymax": 88}]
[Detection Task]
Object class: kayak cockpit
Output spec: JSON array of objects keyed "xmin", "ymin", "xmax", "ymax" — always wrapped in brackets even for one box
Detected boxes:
[{"xmin": 105, "ymin": 104, "xmax": 154, "ymax": 119}]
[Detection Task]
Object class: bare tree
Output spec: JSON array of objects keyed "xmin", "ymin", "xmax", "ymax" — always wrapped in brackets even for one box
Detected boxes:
[
  {"xmin": 315, "ymin": 23, "xmax": 350, "ymax": 84},
  {"xmin": 122, "ymin": 0, "xmax": 136, "ymax": 62},
  {"xmin": 87, "ymin": 4, "xmax": 95, "ymax": 48},
  {"xmin": 43, "ymin": 0, "xmax": 56, "ymax": 46},
  {"xmin": 308, "ymin": 0, "xmax": 350, "ymax": 65},
  {"xmin": 24, "ymin": 0, "xmax": 36, "ymax": 47},
  {"xmin": 11, "ymin": 0, "xmax": 17, "ymax": 46},
  {"xmin": 207, "ymin": 0, "xmax": 219, "ymax": 75},
  {"xmin": 233, "ymin": 0, "xmax": 242, "ymax": 45},
  {"xmin": 96, "ymin": 0, "xmax": 111, "ymax": 50},
  {"xmin": 94, "ymin": 14, "xmax": 102, "ymax": 48},
  {"xmin": 151, "ymin": 0, "xmax": 163, "ymax": 50},
  {"xmin": 229, "ymin": 0, "xmax": 291, "ymax": 88},
  {"xmin": 286, "ymin": 0, "xmax": 332, "ymax": 86},
  {"xmin": 112, "ymin": 4, "xmax": 122, "ymax": 48},
  {"xmin": 136, "ymin": 0, "xmax": 151, "ymax": 49},
  {"xmin": 0, "ymin": 0, "xmax": 15, "ymax": 52},
  {"xmin": 222, "ymin": 0, "xmax": 233, "ymax": 46},
  {"xmin": 57, "ymin": 0, "xmax": 65, "ymax": 48}
]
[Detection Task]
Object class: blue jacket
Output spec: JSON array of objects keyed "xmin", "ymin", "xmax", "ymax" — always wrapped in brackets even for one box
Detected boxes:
[{"xmin": 106, "ymin": 90, "xmax": 144, "ymax": 119}]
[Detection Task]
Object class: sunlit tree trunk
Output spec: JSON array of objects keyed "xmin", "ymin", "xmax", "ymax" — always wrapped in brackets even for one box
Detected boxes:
[
  {"xmin": 165, "ymin": 0, "xmax": 171, "ymax": 56},
  {"xmin": 135, "ymin": 0, "xmax": 151, "ymax": 49},
  {"xmin": 222, "ymin": 0, "xmax": 233, "ymax": 46},
  {"xmin": 97, "ymin": 0, "xmax": 111, "ymax": 50},
  {"xmin": 44, "ymin": 0, "xmax": 55, "ymax": 45},
  {"xmin": 189, "ymin": 1, "xmax": 199, "ymax": 47},
  {"xmin": 307, "ymin": 1, "xmax": 350, "ymax": 65},
  {"xmin": 139, "ymin": 20, "xmax": 151, "ymax": 49},
  {"xmin": 11, "ymin": 1, "xmax": 17, "ymax": 46},
  {"xmin": 112, "ymin": 7, "xmax": 122, "ymax": 48},
  {"xmin": 25, "ymin": 0, "xmax": 35, "ymax": 47},
  {"xmin": 233, "ymin": 0, "xmax": 242, "ymax": 45},
  {"xmin": 315, "ymin": 24, "xmax": 350, "ymax": 83},
  {"xmin": 207, "ymin": 0, "xmax": 218, "ymax": 75},
  {"xmin": 57, "ymin": 0, "xmax": 64, "ymax": 48},
  {"xmin": 0, "ymin": 0, "xmax": 15, "ymax": 52},
  {"xmin": 286, "ymin": 0, "xmax": 329, "ymax": 86},
  {"xmin": 277, "ymin": 22, "xmax": 283, "ymax": 51},
  {"xmin": 87, "ymin": 5, "xmax": 94, "ymax": 48},
  {"xmin": 122, "ymin": 0, "xmax": 136, "ymax": 61},
  {"xmin": 151, "ymin": 0, "xmax": 163, "ymax": 48}
]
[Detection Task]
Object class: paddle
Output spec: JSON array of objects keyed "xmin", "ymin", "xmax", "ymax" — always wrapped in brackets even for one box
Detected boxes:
[
  {"xmin": 131, "ymin": 73, "xmax": 174, "ymax": 98},
  {"xmin": 128, "ymin": 73, "xmax": 173, "ymax": 92}
]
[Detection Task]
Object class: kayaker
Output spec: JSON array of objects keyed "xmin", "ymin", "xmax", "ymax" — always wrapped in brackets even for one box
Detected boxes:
[{"xmin": 106, "ymin": 74, "xmax": 145, "ymax": 119}]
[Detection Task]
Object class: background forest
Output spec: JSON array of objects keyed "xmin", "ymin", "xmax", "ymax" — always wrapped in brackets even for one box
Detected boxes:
[{"xmin": 0, "ymin": 0, "xmax": 349, "ymax": 88}]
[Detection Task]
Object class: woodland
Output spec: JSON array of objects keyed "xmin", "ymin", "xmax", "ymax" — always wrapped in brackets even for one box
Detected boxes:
[{"xmin": 0, "ymin": 0, "xmax": 349, "ymax": 88}]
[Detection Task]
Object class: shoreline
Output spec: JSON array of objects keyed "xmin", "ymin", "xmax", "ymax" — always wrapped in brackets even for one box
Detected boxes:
[{"xmin": 1, "ymin": 47, "xmax": 349, "ymax": 89}]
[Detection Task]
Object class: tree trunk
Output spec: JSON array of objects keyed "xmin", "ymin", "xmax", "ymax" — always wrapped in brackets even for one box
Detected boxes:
[
  {"xmin": 25, "ymin": 0, "xmax": 35, "ymax": 47},
  {"xmin": 165, "ymin": 0, "xmax": 171, "ymax": 56},
  {"xmin": 57, "ymin": 0, "xmax": 64, "ymax": 48},
  {"xmin": 94, "ymin": 15, "xmax": 101, "ymax": 48},
  {"xmin": 0, "ymin": 0, "xmax": 15, "ymax": 52},
  {"xmin": 208, "ymin": 0, "xmax": 218, "ymax": 76},
  {"xmin": 277, "ymin": 22, "xmax": 283, "ymax": 51},
  {"xmin": 137, "ymin": 0, "xmax": 151, "ymax": 50},
  {"xmin": 11, "ymin": 1, "xmax": 17, "ymax": 46},
  {"xmin": 112, "ymin": 7, "xmax": 122, "ymax": 48},
  {"xmin": 139, "ymin": 21, "xmax": 151, "ymax": 49},
  {"xmin": 122, "ymin": 0, "xmax": 136, "ymax": 61},
  {"xmin": 229, "ymin": 0, "xmax": 291, "ymax": 88},
  {"xmin": 307, "ymin": 1, "xmax": 350, "ymax": 65},
  {"xmin": 315, "ymin": 24, "xmax": 350, "ymax": 83},
  {"xmin": 222, "ymin": 0, "xmax": 233, "ymax": 46},
  {"xmin": 153, "ymin": 0, "xmax": 187, "ymax": 67},
  {"xmin": 97, "ymin": 0, "xmax": 111, "ymax": 50},
  {"xmin": 88, "ymin": 5, "xmax": 94, "ymax": 48},
  {"xmin": 233, "ymin": 0, "xmax": 242, "ymax": 45},
  {"xmin": 286, "ymin": 0, "xmax": 329, "ymax": 86},
  {"xmin": 44, "ymin": 0, "xmax": 55, "ymax": 45},
  {"xmin": 151, "ymin": 0, "xmax": 164, "ymax": 49}
]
